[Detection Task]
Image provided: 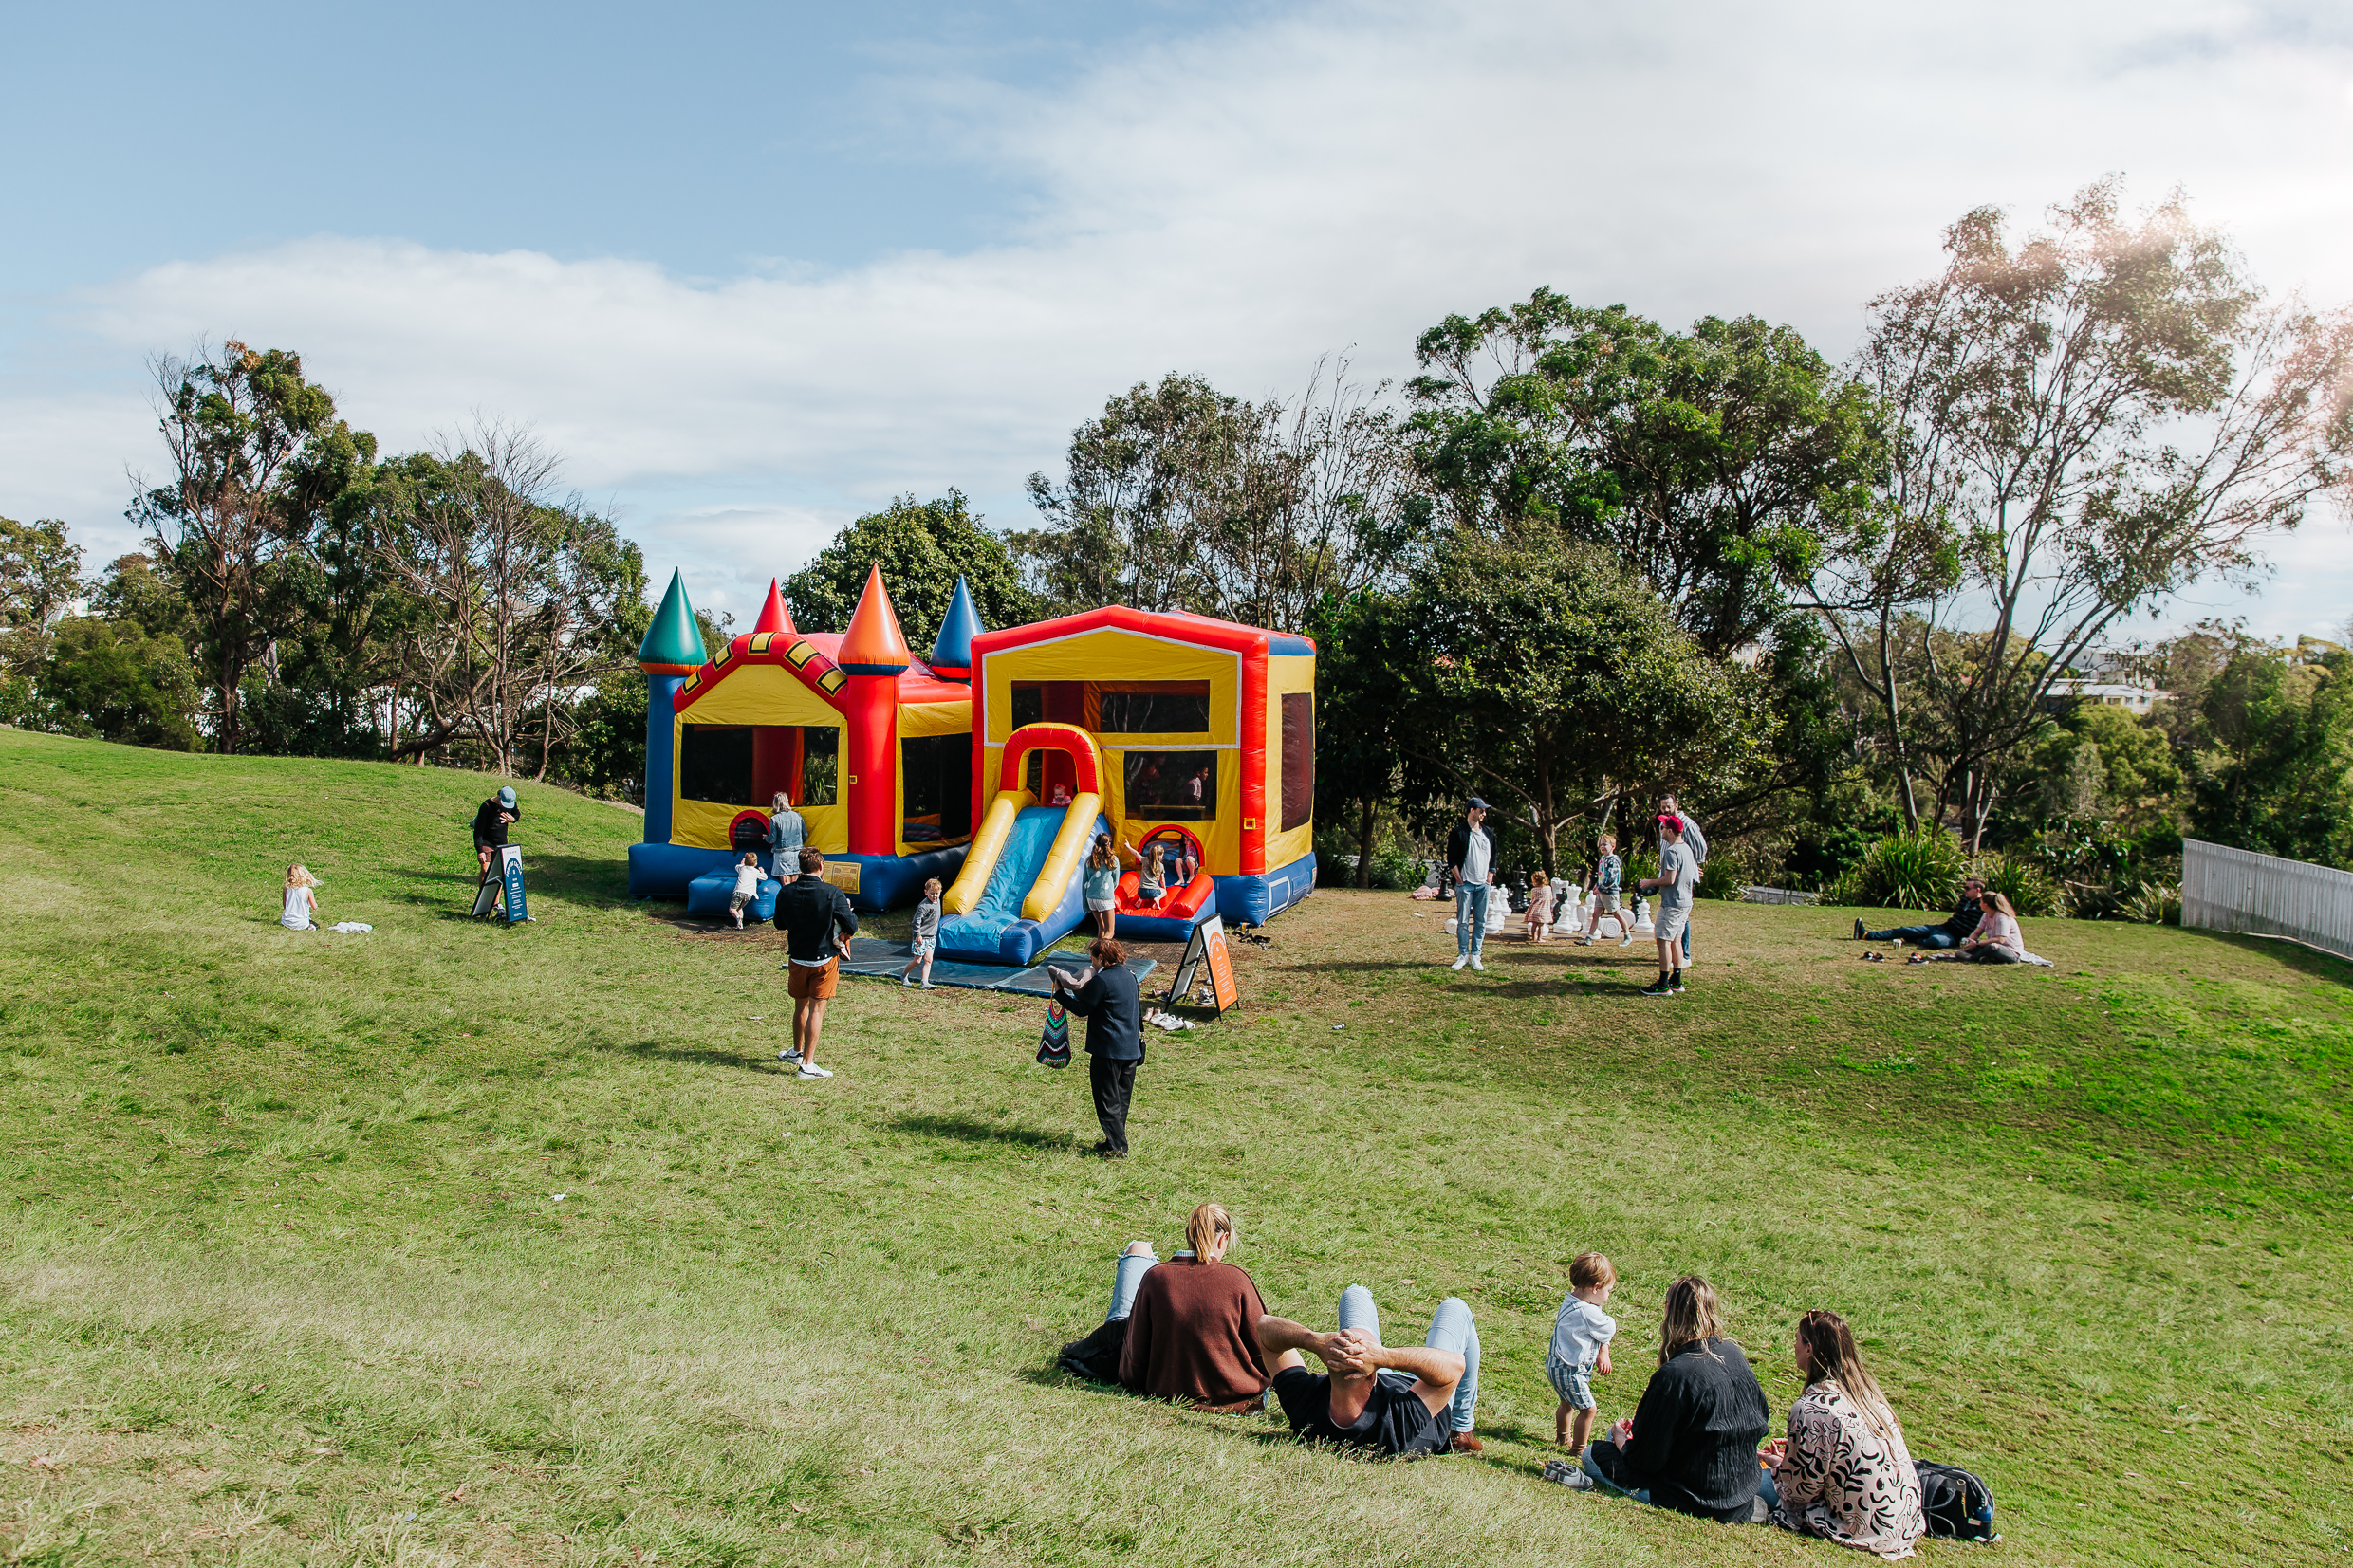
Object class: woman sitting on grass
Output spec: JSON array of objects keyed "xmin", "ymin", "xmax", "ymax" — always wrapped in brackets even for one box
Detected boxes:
[
  {"xmin": 1573, "ymin": 1276, "xmax": 1772, "ymax": 1522},
  {"xmin": 1907, "ymin": 890, "xmax": 2025, "ymax": 966},
  {"xmin": 1059, "ymin": 1203, "xmax": 1272, "ymax": 1411},
  {"xmin": 1761, "ymin": 1310, "xmax": 1926, "ymax": 1558}
]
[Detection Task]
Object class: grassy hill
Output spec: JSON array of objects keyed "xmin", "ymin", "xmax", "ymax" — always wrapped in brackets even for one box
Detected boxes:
[{"xmin": 2, "ymin": 726, "xmax": 2348, "ymax": 1566}]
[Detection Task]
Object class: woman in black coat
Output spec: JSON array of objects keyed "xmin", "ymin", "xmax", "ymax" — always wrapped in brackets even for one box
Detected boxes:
[
  {"xmin": 1574, "ymin": 1275, "xmax": 1772, "ymax": 1522},
  {"xmin": 1051, "ymin": 936, "xmax": 1143, "ymax": 1159}
]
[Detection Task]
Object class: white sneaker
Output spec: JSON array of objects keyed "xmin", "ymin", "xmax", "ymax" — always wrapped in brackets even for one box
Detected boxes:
[
  {"xmin": 901, "ymin": 976, "xmax": 915, "ymax": 987},
  {"xmin": 1618, "ymin": 933, "xmax": 1633, "ymax": 948},
  {"xmin": 1451, "ymin": 955, "xmax": 1469, "ymax": 971},
  {"xmin": 796, "ymin": 1062, "xmax": 833, "ymax": 1079},
  {"xmin": 780, "ymin": 1047, "xmax": 802, "ymax": 1063},
  {"xmin": 1470, "ymin": 955, "xmax": 1486, "ymax": 971}
]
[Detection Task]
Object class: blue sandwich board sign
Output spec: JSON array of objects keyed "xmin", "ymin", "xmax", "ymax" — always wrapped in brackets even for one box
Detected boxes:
[{"xmin": 472, "ymin": 845, "xmax": 529, "ymax": 922}]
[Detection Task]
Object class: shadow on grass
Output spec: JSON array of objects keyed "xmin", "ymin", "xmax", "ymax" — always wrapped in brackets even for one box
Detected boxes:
[
  {"xmin": 378, "ymin": 854, "xmax": 633, "ymax": 911},
  {"xmin": 2201, "ymin": 929, "xmax": 2353, "ymax": 985},
  {"xmin": 890, "ymin": 1113, "xmax": 1081, "ymax": 1152},
  {"xmin": 600, "ymin": 1041, "xmax": 791, "ymax": 1075}
]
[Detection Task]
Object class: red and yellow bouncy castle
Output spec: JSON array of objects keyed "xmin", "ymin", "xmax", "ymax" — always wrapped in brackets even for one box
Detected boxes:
[
  {"xmin": 937, "ymin": 607, "xmax": 1317, "ymax": 958},
  {"xmin": 626, "ymin": 567, "xmax": 976, "ymax": 912},
  {"xmin": 629, "ymin": 574, "xmax": 1317, "ymax": 954}
]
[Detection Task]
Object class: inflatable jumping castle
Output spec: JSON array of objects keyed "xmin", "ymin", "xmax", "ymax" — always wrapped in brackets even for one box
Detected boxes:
[{"xmin": 627, "ymin": 567, "xmax": 1318, "ymax": 962}]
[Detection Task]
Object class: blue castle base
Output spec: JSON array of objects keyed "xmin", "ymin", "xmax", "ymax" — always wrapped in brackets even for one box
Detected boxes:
[{"xmin": 628, "ymin": 841, "xmax": 969, "ymax": 913}]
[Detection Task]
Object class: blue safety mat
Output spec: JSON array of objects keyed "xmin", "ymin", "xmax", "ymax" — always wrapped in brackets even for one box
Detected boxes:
[{"xmin": 835, "ymin": 942, "xmax": 1156, "ymax": 995}]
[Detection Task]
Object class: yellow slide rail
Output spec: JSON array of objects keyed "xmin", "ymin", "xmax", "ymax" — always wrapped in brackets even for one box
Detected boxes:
[
  {"xmin": 944, "ymin": 787, "xmax": 1035, "ymax": 915},
  {"xmin": 1023, "ymin": 791, "xmax": 1102, "ymax": 922}
]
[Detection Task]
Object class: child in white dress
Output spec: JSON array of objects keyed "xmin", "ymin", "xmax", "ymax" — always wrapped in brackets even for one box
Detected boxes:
[{"xmin": 280, "ymin": 864, "xmax": 321, "ymax": 930}]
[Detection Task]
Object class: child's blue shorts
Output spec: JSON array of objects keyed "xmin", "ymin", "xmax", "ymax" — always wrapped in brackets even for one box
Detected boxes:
[{"xmin": 1547, "ymin": 1356, "xmax": 1596, "ymax": 1410}]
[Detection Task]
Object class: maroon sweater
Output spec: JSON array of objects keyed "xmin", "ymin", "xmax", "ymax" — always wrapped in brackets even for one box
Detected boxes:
[{"xmin": 1118, "ymin": 1257, "xmax": 1271, "ymax": 1411}]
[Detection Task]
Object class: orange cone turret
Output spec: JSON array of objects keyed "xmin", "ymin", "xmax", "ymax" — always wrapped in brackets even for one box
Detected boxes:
[{"xmin": 837, "ymin": 564, "xmax": 912, "ymax": 674}]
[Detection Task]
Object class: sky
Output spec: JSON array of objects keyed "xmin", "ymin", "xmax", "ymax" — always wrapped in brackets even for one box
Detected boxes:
[{"xmin": 4, "ymin": 0, "xmax": 2351, "ymax": 640}]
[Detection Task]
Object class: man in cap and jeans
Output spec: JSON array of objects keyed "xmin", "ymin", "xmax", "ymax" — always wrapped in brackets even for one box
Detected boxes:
[
  {"xmin": 1446, "ymin": 798, "xmax": 1498, "ymax": 972},
  {"xmin": 472, "ymin": 784, "xmax": 520, "ymax": 880}
]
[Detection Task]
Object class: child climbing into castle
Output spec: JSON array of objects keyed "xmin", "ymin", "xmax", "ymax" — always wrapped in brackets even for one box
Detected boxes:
[
  {"xmin": 1526, "ymin": 871, "xmax": 1555, "ymax": 942},
  {"xmin": 1578, "ymin": 834, "xmax": 1633, "ymax": 947},
  {"xmin": 1130, "ymin": 839, "xmax": 1166, "ymax": 909},
  {"xmin": 280, "ymin": 864, "xmax": 322, "ymax": 931},
  {"xmin": 729, "ymin": 852, "xmax": 764, "ymax": 930},
  {"xmin": 901, "ymin": 876, "xmax": 942, "ymax": 988}
]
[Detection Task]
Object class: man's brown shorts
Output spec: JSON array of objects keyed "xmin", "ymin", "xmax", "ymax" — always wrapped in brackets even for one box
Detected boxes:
[{"xmin": 787, "ymin": 958, "xmax": 839, "ymax": 999}]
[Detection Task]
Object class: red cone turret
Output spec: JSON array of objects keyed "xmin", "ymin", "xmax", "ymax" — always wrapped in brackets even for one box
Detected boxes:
[{"xmin": 753, "ymin": 579, "xmax": 795, "ymax": 636}]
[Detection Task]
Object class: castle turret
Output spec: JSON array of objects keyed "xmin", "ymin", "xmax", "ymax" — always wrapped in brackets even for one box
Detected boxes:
[
  {"xmin": 752, "ymin": 578, "xmax": 795, "ymax": 636},
  {"xmin": 637, "ymin": 569, "xmax": 705, "ymax": 843},
  {"xmin": 927, "ymin": 576, "xmax": 983, "ymax": 682},
  {"xmin": 838, "ymin": 564, "xmax": 911, "ymax": 857}
]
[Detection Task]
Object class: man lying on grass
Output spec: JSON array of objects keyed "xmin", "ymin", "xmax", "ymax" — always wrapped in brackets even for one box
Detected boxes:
[
  {"xmin": 1854, "ymin": 876, "xmax": 1984, "ymax": 950},
  {"xmin": 1255, "ymin": 1287, "xmax": 1483, "ymax": 1456}
]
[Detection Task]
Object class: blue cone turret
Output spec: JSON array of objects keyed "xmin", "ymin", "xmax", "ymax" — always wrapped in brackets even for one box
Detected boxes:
[{"xmin": 928, "ymin": 576, "xmax": 984, "ymax": 680}]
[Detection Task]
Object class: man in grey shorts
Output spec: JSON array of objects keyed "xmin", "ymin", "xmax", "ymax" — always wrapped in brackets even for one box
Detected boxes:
[{"xmin": 1635, "ymin": 815, "xmax": 1696, "ymax": 997}]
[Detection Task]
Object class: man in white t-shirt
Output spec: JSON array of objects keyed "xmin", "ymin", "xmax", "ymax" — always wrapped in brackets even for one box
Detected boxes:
[{"xmin": 1445, "ymin": 798, "xmax": 1497, "ymax": 972}]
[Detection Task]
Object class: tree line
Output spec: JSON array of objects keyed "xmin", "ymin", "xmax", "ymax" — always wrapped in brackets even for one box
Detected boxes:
[{"xmin": 5, "ymin": 178, "xmax": 2349, "ymax": 893}]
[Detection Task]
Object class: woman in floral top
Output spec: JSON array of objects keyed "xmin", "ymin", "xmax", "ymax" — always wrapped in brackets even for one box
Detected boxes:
[{"xmin": 1762, "ymin": 1310, "xmax": 1926, "ymax": 1558}]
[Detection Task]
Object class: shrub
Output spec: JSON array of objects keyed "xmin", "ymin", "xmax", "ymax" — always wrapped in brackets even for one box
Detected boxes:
[
  {"xmin": 1827, "ymin": 824, "xmax": 1967, "ymax": 911},
  {"xmin": 2118, "ymin": 880, "xmax": 2182, "ymax": 925},
  {"xmin": 1698, "ymin": 841, "xmax": 1749, "ymax": 900},
  {"xmin": 1973, "ymin": 853, "xmax": 2062, "ymax": 917}
]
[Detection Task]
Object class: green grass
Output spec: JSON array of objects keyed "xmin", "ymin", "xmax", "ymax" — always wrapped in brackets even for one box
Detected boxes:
[{"xmin": 3, "ymin": 726, "xmax": 2350, "ymax": 1566}]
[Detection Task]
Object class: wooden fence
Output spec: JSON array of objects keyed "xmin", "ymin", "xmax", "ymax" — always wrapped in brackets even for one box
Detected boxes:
[{"xmin": 2181, "ymin": 839, "xmax": 2353, "ymax": 961}]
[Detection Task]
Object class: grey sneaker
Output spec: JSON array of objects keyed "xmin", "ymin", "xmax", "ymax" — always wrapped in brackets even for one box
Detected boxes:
[
  {"xmin": 1541, "ymin": 1458, "xmax": 1595, "ymax": 1489},
  {"xmin": 780, "ymin": 1047, "xmax": 802, "ymax": 1063},
  {"xmin": 1618, "ymin": 932, "xmax": 1633, "ymax": 948},
  {"xmin": 796, "ymin": 1062, "xmax": 833, "ymax": 1079}
]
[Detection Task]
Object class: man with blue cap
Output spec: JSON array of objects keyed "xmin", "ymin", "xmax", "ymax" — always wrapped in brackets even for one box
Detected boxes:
[{"xmin": 473, "ymin": 784, "xmax": 521, "ymax": 879}]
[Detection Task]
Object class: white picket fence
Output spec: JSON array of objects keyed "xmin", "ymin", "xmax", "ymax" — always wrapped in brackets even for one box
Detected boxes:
[{"xmin": 2181, "ymin": 839, "xmax": 2353, "ymax": 961}]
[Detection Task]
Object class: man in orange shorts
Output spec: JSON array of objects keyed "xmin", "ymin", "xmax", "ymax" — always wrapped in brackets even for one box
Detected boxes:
[{"xmin": 773, "ymin": 846, "xmax": 858, "ymax": 1080}]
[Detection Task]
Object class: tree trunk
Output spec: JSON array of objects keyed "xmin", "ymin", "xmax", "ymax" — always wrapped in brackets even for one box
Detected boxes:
[{"xmin": 1356, "ymin": 796, "xmax": 1377, "ymax": 888}]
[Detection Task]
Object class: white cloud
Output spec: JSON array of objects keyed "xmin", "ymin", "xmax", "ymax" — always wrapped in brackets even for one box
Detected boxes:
[{"xmin": 9, "ymin": 0, "xmax": 2351, "ymax": 632}]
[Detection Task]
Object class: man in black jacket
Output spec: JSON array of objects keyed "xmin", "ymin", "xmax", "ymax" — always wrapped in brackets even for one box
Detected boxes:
[
  {"xmin": 1052, "ymin": 936, "xmax": 1143, "ymax": 1156},
  {"xmin": 1444, "ymin": 798, "xmax": 1497, "ymax": 972},
  {"xmin": 772, "ymin": 847, "xmax": 858, "ymax": 1080},
  {"xmin": 1855, "ymin": 875, "xmax": 1985, "ymax": 950},
  {"xmin": 472, "ymin": 785, "xmax": 519, "ymax": 879}
]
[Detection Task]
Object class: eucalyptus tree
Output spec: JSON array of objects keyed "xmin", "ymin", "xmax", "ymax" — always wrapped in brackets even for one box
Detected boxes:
[{"xmin": 1838, "ymin": 177, "xmax": 2353, "ymax": 833}]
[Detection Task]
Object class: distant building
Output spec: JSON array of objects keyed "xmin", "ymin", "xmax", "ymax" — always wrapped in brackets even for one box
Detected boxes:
[{"xmin": 2045, "ymin": 679, "xmax": 2169, "ymax": 715}]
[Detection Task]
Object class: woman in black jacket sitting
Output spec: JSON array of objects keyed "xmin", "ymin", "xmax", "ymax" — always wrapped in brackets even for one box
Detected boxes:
[{"xmin": 1572, "ymin": 1275, "xmax": 1773, "ymax": 1522}]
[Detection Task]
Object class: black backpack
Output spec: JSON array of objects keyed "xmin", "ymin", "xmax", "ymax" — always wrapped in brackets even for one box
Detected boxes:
[{"xmin": 1914, "ymin": 1460, "xmax": 1998, "ymax": 1541}]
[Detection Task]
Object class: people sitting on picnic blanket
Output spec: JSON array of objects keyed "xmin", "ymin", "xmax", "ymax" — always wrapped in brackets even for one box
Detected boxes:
[
  {"xmin": 1253, "ymin": 1285, "xmax": 1484, "ymax": 1456},
  {"xmin": 1575, "ymin": 1275, "xmax": 1772, "ymax": 1522},
  {"xmin": 1761, "ymin": 1309, "xmax": 1927, "ymax": 1559},
  {"xmin": 1906, "ymin": 890, "xmax": 2026, "ymax": 965},
  {"xmin": 1854, "ymin": 876, "xmax": 1984, "ymax": 949}
]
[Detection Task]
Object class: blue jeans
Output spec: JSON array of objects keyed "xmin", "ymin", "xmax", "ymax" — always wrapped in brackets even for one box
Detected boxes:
[
  {"xmin": 1104, "ymin": 1246, "xmax": 1158, "ymax": 1322},
  {"xmin": 1455, "ymin": 882, "xmax": 1491, "ymax": 957},
  {"xmin": 1338, "ymin": 1284, "xmax": 1479, "ymax": 1434},
  {"xmin": 1864, "ymin": 924, "xmax": 1955, "ymax": 947},
  {"xmin": 1584, "ymin": 1444, "xmax": 1779, "ymax": 1516}
]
